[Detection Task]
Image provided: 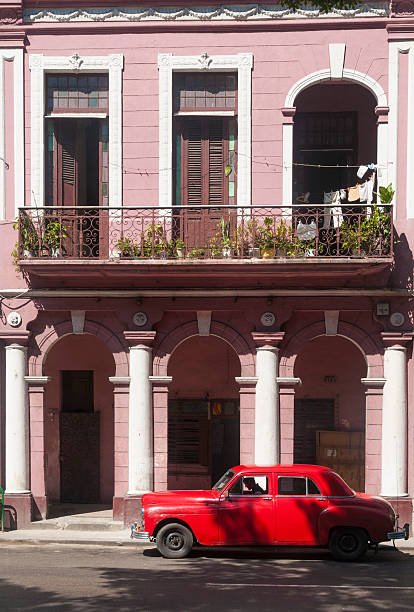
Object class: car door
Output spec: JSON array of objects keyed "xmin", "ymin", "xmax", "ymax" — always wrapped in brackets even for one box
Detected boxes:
[
  {"xmin": 218, "ymin": 473, "xmax": 274, "ymax": 544},
  {"xmin": 275, "ymin": 475, "xmax": 328, "ymax": 544}
]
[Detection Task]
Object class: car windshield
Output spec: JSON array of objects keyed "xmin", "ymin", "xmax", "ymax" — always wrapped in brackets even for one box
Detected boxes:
[{"xmin": 213, "ymin": 470, "xmax": 235, "ymax": 491}]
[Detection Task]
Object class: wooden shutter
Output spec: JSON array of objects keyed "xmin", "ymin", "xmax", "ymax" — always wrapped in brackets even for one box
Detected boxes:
[
  {"xmin": 180, "ymin": 118, "xmax": 227, "ymax": 207},
  {"xmin": 208, "ymin": 120, "xmax": 224, "ymax": 206},
  {"xmin": 52, "ymin": 120, "xmax": 78, "ymax": 207},
  {"xmin": 186, "ymin": 120, "xmax": 203, "ymax": 206}
]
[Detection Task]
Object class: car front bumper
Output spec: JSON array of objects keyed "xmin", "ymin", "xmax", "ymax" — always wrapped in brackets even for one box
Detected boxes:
[
  {"xmin": 130, "ymin": 521, "xmax": 150, "ymax": 541},
  {"xmin": 387, "ymin": 523, "xmax": 410, "ymax": 541}
]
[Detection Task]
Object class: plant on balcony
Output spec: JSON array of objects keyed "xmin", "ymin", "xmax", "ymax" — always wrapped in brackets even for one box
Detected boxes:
[
  {"xmin": 219, "ymin": 216, "xmax": 232, "ymax": 257},
  {"xmin": 375, "ymin": 183, "xmax": 395, "ymax": 204},
  {"xmin": 208, "ymin": 236, "xmax": 222, "ymax": 258},
  {"xmin": 187, "ymin": 246, "xmax": 205, "ymax": 259},
  {"xmin": 340, "ymin": 205, "xmax": 391, "ymax": 256},
  {"xmin": 12, "ymin": 213, "xmax": 41, "ymax": 268},
  {"xmin": 43, "ymin": 219, "xmax": 68, "ymax": 256},
  {"xmin": 257, "ymin": 216, "xmax": 276, "ymax": 258},
  {"xmin": 116, "ymin": 237, "xmax": 140, "ymax": 258},
  {"xmin": 142, "ymin": 223, "xmax": 167, "ymax": 258},
  {"xmin": 172, "ymin": 238, "xmax": 186, "ymax": 259}
]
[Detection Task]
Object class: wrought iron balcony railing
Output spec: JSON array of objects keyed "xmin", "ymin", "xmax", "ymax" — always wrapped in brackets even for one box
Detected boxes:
[{"xmin": 16, "ymin": 204, "xmax": 393, "ymax": 262}]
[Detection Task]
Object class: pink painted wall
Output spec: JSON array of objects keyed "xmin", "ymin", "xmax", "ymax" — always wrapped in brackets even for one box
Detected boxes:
[
  {"xmin": 168, "ymin": 335, "xmax": 241, "ymax": 399},
  {"xmin": 44, "ymin": 333, "xmax": 116, "ymax": 504},
  {"xmin": 294, "ymin": 335, "xmax": 367, "ymax": 431}
]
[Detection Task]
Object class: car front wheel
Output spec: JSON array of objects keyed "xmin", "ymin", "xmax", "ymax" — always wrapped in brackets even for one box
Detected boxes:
[
  {"xmin": 156, "ymin": 523, "xmax": 193, "ymax": 559},
  {"xmin": 329, "ymin": 527, "xmax": 368, "ymax": 562}
]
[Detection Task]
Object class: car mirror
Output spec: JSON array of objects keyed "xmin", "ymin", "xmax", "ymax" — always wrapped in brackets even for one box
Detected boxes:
[{"xmin": 221, "ymin": 490, "xmax": 230, "ymax": 500}]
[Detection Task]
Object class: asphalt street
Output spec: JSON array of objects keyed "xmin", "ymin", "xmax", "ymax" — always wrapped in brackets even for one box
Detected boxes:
[{"xmin": 0, "ymin": 542, "xmax": 413, "ymax": 611}]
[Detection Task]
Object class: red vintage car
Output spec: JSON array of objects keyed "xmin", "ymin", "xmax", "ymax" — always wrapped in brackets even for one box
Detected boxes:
[{"xmin": 132, "ymin": 465, "xmax": 409, "ymax": 561}]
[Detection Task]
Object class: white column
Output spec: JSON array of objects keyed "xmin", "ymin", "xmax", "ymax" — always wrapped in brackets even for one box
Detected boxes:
[
  {"xmin": 381, "ymin": 344, "xmax": 408, "ymax": 496},
  {"xmin": 128, "ymin": 345, "xmax": 153, "ymax": 495},
  {"xmin": 5, "ymin": 344, "xmax": 29, "ymax": 493},
  {"xmin": 255, "ymin": 346, "xmax": 279, "ymax": 464}
]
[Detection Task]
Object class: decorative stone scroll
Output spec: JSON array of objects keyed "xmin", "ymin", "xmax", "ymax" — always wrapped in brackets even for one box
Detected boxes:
[{"xmin": 24, "ymin": 3, "xmax": 389, "ymax": 24}]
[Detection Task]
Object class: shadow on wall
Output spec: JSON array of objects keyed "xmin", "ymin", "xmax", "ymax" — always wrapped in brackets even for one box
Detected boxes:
[
  {"xmin": 2, "ymin": 505, "xmax": 17, "ymax": 530},
  {"xmin": 392, "ymin": 232, "xmax": 413, "ymax": 293}
]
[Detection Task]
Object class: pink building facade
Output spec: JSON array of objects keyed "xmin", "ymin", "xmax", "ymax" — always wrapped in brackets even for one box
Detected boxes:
[{"xmin": 0, "ymin": 0, "xmax": 413, "ymax": 527}]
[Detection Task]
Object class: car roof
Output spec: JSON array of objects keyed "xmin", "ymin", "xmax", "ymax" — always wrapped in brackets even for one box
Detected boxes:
[{"xmin": 231, "ymin": 465, "xmax": 334, "ymax": 475}]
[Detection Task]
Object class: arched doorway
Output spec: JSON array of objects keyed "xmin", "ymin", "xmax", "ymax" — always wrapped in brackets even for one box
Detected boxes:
[
  {"xmin": 44, "ymin": 333, "xmax": 116, "ymax": 505},
  {"xmin": 292, "ymin": 82, "xmax": 377, "ymax": 203},
  {"xmin": 293, "ymin": 335, "xmax": 366, "ymax": 491},
  {"xmin": 167, "ymin": 335, "xmax": 241, "ymax": 490}
]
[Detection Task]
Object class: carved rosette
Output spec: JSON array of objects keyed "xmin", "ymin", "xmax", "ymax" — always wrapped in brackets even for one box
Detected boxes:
[{"xmin": 391, "ymin": 0, "xmax": 414, "ymax": 16}]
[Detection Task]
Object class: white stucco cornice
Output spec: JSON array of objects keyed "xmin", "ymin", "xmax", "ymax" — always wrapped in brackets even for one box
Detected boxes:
[{"xmin": 24, "ymin": 4, "xmax": 389, "ymax": 24}]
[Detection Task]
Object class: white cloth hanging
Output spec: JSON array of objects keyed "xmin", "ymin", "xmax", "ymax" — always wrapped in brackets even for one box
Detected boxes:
[{"xmin": 323, "ymin": 191, "xmax": 344, "ymax": 229}]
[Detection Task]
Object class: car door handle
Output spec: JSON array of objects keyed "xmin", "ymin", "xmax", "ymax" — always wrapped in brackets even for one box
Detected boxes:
[{"xmin": 261, "ymin": 496, "xmax": 272, "ymax": 500}]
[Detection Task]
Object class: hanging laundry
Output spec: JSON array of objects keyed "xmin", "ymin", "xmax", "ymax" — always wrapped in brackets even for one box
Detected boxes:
[
  {"xmin": 331, "ymin": 190, "xmax": 344, "ymax": 228},
  {"xmin": 348, "ymin": 184, "xmax": 359, "ymax": 202},
  {"xmin": 323, "ymin": 191, "xmax": 344, "ymax": 229}
]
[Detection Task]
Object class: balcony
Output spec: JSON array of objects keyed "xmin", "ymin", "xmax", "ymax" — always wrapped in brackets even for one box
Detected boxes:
[{"xmin": 16, "ymin": 205, "xmax": 393, "ymax": 289}]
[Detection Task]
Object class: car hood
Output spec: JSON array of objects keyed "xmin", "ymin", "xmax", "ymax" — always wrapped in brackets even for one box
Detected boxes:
[{"xmin": 143, "ymin": 490, "xmax": 218, "ymax": 507}]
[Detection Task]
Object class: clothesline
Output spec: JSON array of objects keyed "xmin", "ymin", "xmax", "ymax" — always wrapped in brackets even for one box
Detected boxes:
[{"xmin": 292, "ymin": 162, "xmax": 379, "ymax": 169}]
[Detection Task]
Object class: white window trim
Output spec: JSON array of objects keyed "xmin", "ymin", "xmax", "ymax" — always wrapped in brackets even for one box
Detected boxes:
[
  {"xmin": 29, "ymin": 53, "xmax": 123, "ymax": 208},
  {"xmin": 158, "ymin": 52, "xmax": 253, "ymax": 208},
  {"xmin": 0, "ymin": 49, "xmax": 24, "ymax": 219}
]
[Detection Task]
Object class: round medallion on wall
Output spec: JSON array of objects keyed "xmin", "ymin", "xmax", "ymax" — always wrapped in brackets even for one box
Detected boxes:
[
  {"xmin": 390, "ymin": 312, "xmax": 405, "ymax": 327},
  {"xmin": 7, "ymin": 312, "xmax": 22, "ymax": 327},
  {"xmin": 133, "ymin": 311, "xmax": 148, "ymax": 327},
  {"xmin": 260, "ymin": 311, "xmax": 276, "ymax": 327}
]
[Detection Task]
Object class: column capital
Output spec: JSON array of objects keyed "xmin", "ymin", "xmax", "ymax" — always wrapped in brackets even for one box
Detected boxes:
[
  {"xmin": 124, "ymin": 330, "xmax": 156, "ymax": 347},
  {"xmin": 149, "ymin": 376, "xmax": 173, "ymax": 387},
  {"xmin": 281, "ymin": 107, "xmax": 296, "ymax": 124},
  {"xmin": 235, "ymin": 376, "xmax": 258, "ymax": 386},
  {"xmin": 109, "ymin": 376, "xmax": 131, "ymax": 386},
  {"xmin": 252, "ymin": 331, "xmax": 285, "ymax": 348},
  {"xmin": 24, "ymin": 376, "xmax": 50, "ymax": 386},
  {"xmin": 381, "ymin": 331, "xmax": 414, "ymax": 348},
  {"xmin": 1, "ymin": 330, "xmax": 30, "ymax": 346}
]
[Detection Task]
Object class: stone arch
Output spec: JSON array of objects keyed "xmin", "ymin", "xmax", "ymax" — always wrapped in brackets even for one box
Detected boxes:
[
  {"xmin": 153, "ymin": 320, "xmax": 255, "ymax": 377},
  {"xmin": 28, "ymin": 318, "xmax": 129, "ymax": 377},
  {"xmin": 279, "ymin": 320, "xmax": 383, "ymax": 379},
  {"xmin": 282, "ymin": 68, "xmax": 388, "ymax": 206},
  {"xmin": 285, "ymin": 68, "xmax": 387, "ymax": 108}
]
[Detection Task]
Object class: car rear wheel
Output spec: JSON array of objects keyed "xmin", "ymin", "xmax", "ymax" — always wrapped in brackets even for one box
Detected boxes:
[
  {"xmin": 156, "ymin": 523, "xmax": 193, "ymax": 559},
  {"xmin": 329, "ymin": 527, "xmax": 368, "ymax": 562}
]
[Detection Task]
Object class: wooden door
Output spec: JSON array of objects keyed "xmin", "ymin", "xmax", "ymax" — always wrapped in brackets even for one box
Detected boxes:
[
  {"xmin": 46, "ymin": 118, "xmax": 107, "ymax": 258},
  {"xmin": 294, "ymin": 399, "xmax": 335, "ymax": 464},
  {"xmin": 60, "ymin": 370, "xmax": 100, "ymax": 503},
  {"xmin": 174, "ymin": 117, "xmax": 235, "ymax": 249}
]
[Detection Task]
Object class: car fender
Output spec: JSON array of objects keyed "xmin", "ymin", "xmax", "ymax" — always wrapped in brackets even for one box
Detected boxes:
[{"xmin": 318, "ymin": 504, "xmax": 390, "ymax": 544}]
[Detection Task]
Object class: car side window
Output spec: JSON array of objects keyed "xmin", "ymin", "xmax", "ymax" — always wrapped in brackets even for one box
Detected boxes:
[
  {"xmin": 278, "ymin": 476, "xmax": 306, "ymax": 496},
  {"xmin": 307, "ymin": 478, "xmax": 321, "ymax": 495},
  {"xmin": 230, "ymin": 475, "xmax": 268, "ymax": 496}
]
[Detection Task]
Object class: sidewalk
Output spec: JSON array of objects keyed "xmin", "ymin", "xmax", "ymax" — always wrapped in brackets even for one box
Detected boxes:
[{"xmin": 1, "ymin": 527, "xmax": 413, "ymax": 551}]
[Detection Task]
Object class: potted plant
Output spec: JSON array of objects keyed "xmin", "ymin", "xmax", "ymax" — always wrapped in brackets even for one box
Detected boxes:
[
  {"xmin": 219, "ymin": 216, "xmax": 232, "ymax": 258},
  {"xmin": 117, "ymin": 237, "xmax": 140, "ymax": 258},
  {"xmin": 142, "ymin": 223, "xmax": 167, "ymax": 258},
  {"xmin": 340, "ymin": 205, "xmax": 391, "ymax": 256},
  {"xmin": 208, "ymin": 236, "xmax": 222, "ymax": 258},
  {"xmin": 375, "ymin": 183, "xmax": 395, "ymax": 204},
  {"xmin": 43, "ymin": 219, "xmax": 68, "ymax": 256},
  {"xmin": 187, "ymin": 246, "xmax": 205, "ymax": 259},
  {"xmin": 13, "ymin": 214, "xmax": 40, "ymax": 258},
  {"xmin": 174, "ymin": 238, "xmax": 186, "ymax": 259},
  {"xmin": 258, "ymin": 216, "xmax": 276, "ymax": 258}
]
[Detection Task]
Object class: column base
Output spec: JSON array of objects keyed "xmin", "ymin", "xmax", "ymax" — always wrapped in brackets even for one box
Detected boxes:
[
  {"xmin": 3, "ymin": 492, "xmax": 33, "ymax": 529},
  {"xmin": 384, "ymin": 496, "xmax": 413, "ymax": 527},
  {"xmin": 113, "ymin": 495, "xmax": 143, "ymax": 526}
]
